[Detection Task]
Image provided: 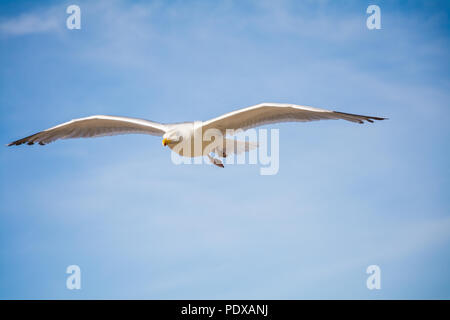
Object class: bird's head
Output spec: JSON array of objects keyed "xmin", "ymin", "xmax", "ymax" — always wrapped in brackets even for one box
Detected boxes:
[{"xmin": 162, "ymin": 131, "xmax": 182, "ymax": 147}]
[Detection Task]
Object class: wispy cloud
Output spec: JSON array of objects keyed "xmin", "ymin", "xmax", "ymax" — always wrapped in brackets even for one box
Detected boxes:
[{"xmin": 0, "ymin": 7, "xmax": 61, "ymax": 36}]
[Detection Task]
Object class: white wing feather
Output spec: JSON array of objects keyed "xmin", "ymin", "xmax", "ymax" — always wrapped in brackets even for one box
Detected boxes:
[
  {"xmin": 202, "ymin": 103, "xmax": 385, "ymax": 133},
  {"xmin": 8, "ymin": 115, "xmax": 167, "ymax": 146}
]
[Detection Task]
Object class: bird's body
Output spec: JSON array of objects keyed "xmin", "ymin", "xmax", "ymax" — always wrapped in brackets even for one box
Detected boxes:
[{"xmin": 8, "ymin": 103, "xmax": 386, "ymax": 167}]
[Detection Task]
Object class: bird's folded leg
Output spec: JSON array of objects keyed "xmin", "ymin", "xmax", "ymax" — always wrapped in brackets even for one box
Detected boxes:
[
  {"xmin": 207, "ymin": 154, "xmax": 224, "ymax": 168},
  {"xmin": 215, "ymin": 146, "xmax": 227, "ymax": 158}
]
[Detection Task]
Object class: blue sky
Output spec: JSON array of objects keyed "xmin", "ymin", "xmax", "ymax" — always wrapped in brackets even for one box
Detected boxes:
[{"xmin": 0, "ymin": 0, "xmax": 449, "ymax": 299}]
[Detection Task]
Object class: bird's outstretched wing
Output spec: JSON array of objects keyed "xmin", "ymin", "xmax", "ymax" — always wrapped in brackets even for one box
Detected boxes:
[
  {"xmin": 202, "ymin": 103, "xmax": 386, "ymax": 133},
  {"xmin": 8, "ymin": 115, "xmax": 167, "ymax": 146}
]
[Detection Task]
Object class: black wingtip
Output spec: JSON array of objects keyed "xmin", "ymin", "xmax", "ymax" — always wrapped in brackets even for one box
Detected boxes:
[{"xmin": 333, "ymin": 111, "xmax": 388, "ymax": 123}]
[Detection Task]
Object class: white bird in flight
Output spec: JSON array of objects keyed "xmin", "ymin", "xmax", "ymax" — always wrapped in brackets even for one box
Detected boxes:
[{"xmin": 8, "ymin": 102, "xmax": 386, "ymax": 167}]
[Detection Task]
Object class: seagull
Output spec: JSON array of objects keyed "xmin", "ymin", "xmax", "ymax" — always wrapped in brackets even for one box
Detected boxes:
[{"xmin": 7, "ymin": 102, "xmax": 386, "ymax": 167}]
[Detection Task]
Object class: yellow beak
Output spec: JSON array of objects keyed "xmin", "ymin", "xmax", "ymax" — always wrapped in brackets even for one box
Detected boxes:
[{"xmin": 162, "ymin": 138, "xmax": 170, "ymax": 146}]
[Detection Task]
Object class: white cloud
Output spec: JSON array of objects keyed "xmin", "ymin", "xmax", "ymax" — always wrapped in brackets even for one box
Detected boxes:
[{"xmin": 0, "ymin": 8, "xmax": 61, "ymax": 36}]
